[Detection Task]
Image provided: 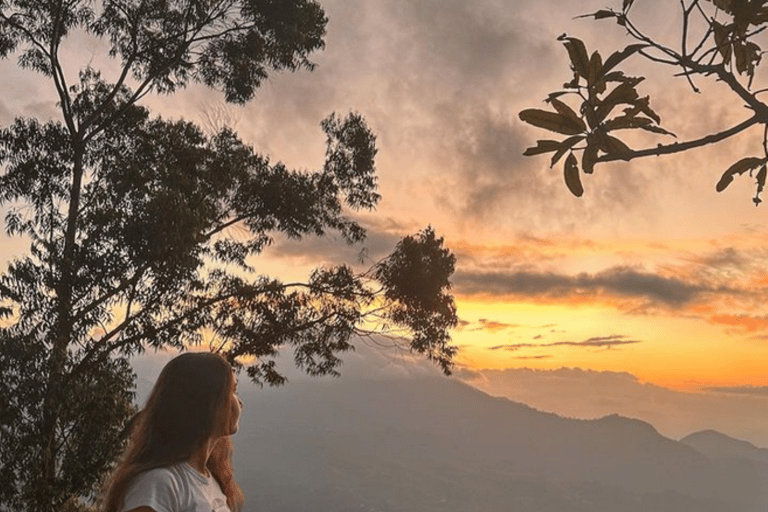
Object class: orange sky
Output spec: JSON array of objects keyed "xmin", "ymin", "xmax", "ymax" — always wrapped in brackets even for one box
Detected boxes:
[{"xmin": 2, "ymin": 0, "xmax": 768, "ymax": 397}]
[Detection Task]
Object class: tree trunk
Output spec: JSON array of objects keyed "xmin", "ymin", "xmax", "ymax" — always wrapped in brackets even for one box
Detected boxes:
[{"xmin": 35, "ymin": 142, "xmax": 85, "ymax": 512}]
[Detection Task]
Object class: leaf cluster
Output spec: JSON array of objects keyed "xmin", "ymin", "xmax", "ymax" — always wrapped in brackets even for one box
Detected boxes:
[
  {"xmin": 520, "ymin": 32, "xmax": 671, "ymax": 196},
  {"xmin": 373, "ymin": 227, "xmax": 458, "ymax": 374},
  {"xmin": 519, "ymin": 0, "xmax": 768, "ymax": 204},
  {"xmin": 1, "ymin": 0, "xmax": 327, "ymax": 103},
  {"xmin": 0, "ymin": 331, "xmax": 135, "ymax": 511}
]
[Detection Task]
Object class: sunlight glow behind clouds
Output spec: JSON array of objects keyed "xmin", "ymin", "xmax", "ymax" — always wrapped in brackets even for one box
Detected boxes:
[{"xmin": 2, "ymin": 0, "xmax": 768, "ymax": 398}]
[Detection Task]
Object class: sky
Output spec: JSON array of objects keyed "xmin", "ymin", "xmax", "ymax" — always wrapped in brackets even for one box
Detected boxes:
[{"xmin": 2, "ymin": 1, "xmax": 768, "ymax": 442}]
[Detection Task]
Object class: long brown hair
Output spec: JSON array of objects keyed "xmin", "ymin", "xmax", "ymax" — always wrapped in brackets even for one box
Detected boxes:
[{"xmin": 99, "ymin": 352, "xmax": 245, "ymax": 512}]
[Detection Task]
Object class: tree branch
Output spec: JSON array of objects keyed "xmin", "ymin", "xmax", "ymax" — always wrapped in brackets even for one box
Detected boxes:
[
  {"xmin": 597, "ymin": 114, "xmax": 761, "ymax": 163},
  {"xmin": 70, "ymin": 264, "xmax": 149, "ymax": 325}
]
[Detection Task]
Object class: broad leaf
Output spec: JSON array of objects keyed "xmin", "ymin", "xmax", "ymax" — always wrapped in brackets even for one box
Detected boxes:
[
  {"xmin": 587, "ymin": 51, "xmax": 604, "ymax": 92},
  {"xmin": 597, "ymin": 133, "xmax": 632, "ymax": 159},
  {"xmin": 564, "ymin": 152, "xmax": 583, "ymax": 197},
  {"xmin": 550, "ymin": 135, "xmax": 585, "ymax": 167},
  {"xmin": 582, "ymin": 144, "xmax": 599, "ymax": 174},
  {"xmin": 625, "ymin": 96, "xmax": 661, "ymax": 124},
  {"xmin": 558, "ymin": 36, "xmax": 590, "ymax": 78},
  {"xmin": 717, "ymin": 157, "xmax": 767, "ymax": 192},
  {"xmin": 549, "ymin": 98, "xmax": 585, "ymax": 129},
  {"xmin": 523, "ymin": 140, "xmax": 563, "ymax": 156},
  {"xmin": 519, "ymin": 109, "xmax": 586, "ymax": 135},
  {"xmin": 595, "ymin": 82, "xmax": 641, "ymax": 123},
  {"xmin": 712, "ymin": 21, "xmax": 732, "ymax": 61},
  {"xmin": 602, "ymin": 44, "xmax": 648, "ymax": 75},
  {"xmin": 603, "ymin": 116, "xmax": 675, "ymax": 136},
  {"xmin": 755, "ymin": 165, "xmax": 767, "ymax": 205},
  {"xmin": 637, "ymin": 124, "xmax": 677, "ymax": 137},
  {"xmin": 577, "ymin": 9, "xmax": 617, "ymax": 20},
  {"xmin": 603, "ymin": 116, "xmax": 653, "ymax": 131},
  {"xmin": 602, "ymin": 71, "xmax": 629, "ymax": 83}
]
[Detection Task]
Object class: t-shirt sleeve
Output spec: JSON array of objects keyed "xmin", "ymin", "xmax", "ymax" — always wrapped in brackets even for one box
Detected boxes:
[{"xmin": 120, "ymin": 468, "xmax": 181, "ymax": 512}]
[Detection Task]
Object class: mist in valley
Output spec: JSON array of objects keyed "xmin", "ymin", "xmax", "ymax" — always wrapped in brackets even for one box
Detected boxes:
[{"xmin": 133, "ymin": 344, "xmax": 768, "ymax": 512}]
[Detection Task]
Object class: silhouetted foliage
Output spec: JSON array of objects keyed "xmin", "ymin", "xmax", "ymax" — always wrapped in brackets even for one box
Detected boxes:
[
  {"xmin": 520, "ymin": 0, "xmax": 768, "ymax": 204},
  {"xmin": 0, "ymin": 1, "xmax": 457, "ymax": 510}
]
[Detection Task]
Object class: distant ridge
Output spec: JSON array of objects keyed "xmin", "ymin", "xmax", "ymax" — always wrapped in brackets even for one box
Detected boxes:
[
  {"xmin": 234, "ymin": 377, "xmax": 766, "ymax": 512},
  {"xmin": 681, "ymin": 429, "xmax": 768, "ymax": 465}
]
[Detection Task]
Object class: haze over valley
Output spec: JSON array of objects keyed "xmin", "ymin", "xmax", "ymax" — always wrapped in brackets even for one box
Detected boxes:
[{"xmin": 133, "ymin": 345, "xmax": 768, "ymax": 512}]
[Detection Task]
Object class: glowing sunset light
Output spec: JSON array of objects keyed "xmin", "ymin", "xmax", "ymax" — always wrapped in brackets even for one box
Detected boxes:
[{"xmin": 3, "ymin": 0, "xmax": 768, "ymax": 456}]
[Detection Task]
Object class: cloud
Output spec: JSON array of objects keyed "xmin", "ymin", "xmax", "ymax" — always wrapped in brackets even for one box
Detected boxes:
[
  {"xmin": 702, "ymin": 386, "xmax": 768, "ymax": 397},
  {"xmin": 489, "ymin": 334, "xmax": 641, "ymax": 352},
  {"xmin": 689, "ymin": 247, "xmax": 750, "ymax": 270},
  {"xmin": 470, "ymin": 318, "xmax": 520, "ymax": 333},
  {"xmin": 708, "ymin": 314, "xmax": 768, "ymax": 333},
  {"xmin": 454, "ymin": 266, "xmax": 719, "ymax": 307},
  {"xmin": 455, "ymin": 319, "xmax": 472, "ymax": 330},
  {"xmin": 489, "ymin": 343, "xmax": 536, "ymax": 352}
]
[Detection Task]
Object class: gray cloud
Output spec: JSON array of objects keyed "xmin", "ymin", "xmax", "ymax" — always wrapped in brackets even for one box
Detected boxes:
[
  {"xmin": 489, "ymin": 334, "xmax": 641, "ymax": 352},
  {"xmin": 702, "ymin": 386, "xmax": 768, "ymax": 397},
  {"xmin": 216, "ymin": 0, "xmax": 657, "ymax": 232},
  {"xmin": 693, "ymin": 247, "xmax": 750, "ymax": 270},
  {"xmin": 454, "ymin": 265, "xmax": 726, "ymax": 307},
  {"xmin": 489, "ymin": 343, "xmax": 535, "ymax": 351}
]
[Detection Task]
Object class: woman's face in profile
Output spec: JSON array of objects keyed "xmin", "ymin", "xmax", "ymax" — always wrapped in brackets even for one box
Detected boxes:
[{"xmin": 226, "ymin": 382, "xmax": 243, "ymax": 435}]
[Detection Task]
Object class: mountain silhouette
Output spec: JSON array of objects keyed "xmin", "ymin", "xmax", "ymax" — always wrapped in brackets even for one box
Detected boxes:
[{"xmin": 233, "ymin": 376, "xmax": 765, "ymax": 512}]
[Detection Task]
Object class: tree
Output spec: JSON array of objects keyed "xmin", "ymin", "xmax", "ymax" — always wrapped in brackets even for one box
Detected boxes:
[
  {"xmin": 519, "ymin": 0, "xmax": 768, "ymax": 204},
  {"xmin": 0, "ymin": 1, "xmax": 458, "ymax": 510}
]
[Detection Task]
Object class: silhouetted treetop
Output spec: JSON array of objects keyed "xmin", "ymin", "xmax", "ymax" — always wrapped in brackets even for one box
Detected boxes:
[{"xmin": 0, "ymin": 1, "xmax": 458, "ymax": 510}]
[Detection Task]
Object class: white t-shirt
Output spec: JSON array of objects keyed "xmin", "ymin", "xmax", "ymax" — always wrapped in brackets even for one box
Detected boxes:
[{"xmin": 120, "ymin": 462, "xmax": 231, "ymax": 512}]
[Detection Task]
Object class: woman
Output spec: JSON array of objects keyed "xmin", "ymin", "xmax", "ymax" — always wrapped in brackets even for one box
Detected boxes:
[{"xmin": 100, "ymin": 352, "xmax": 245, "ymax": 512}]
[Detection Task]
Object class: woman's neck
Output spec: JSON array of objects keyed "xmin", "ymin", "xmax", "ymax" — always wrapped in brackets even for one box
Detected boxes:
[{"xmin": 187, "ymin": 438, "xmax": 217, "ymax": 477}]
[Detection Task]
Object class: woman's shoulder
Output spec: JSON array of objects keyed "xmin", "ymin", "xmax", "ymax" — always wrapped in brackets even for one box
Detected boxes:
[
  {"xmin": 132, "ymin": 465, "xmax": 185, "ymax": 487},
  {"xmin": 121, "ymin": 465, "xmax": 191, "ymax": 512}
]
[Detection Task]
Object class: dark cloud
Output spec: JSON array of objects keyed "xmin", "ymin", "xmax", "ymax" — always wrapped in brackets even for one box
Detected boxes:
[
  {"xmin": 489, "ymin": 343, "xmax": 535, "ymax": 352},
  {"xmin": 513, "ymin": 355, "xmax": 553, "ymax": 360},
  {"xmin": 702, "ymin": 386, "xmax": 768, "ymax": 397},
  {"xmin": 692, "ymin": 247, "xmax": 749, "ymax": 270},
  {"xmin": 454, "ymin": 265, "xmax": 727, "ymax": 307},
  {"xmin": 489, "ymin": 335, "xmax": 641, "ymax": 352},
  {"xmin": 548, "ymin": 336, "xmax": 641, "ymax": 349}
]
